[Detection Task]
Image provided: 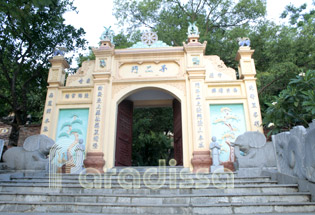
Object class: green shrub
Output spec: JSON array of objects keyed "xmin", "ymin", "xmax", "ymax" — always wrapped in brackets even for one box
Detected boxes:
[{"xmin": 263, "ymin": 70, "xmax": 315, "ymax": 135}]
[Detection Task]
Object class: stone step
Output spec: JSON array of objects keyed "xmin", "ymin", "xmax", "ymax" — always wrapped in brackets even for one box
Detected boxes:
[
  {"xmin": 14, "ymin": 171, "xmax": 235, "ymax": 177},
  {"xmin": 1, "ymin": 179, "xmax": 278, "ymax": 187},
  {"xmin": 10, "ymin": 175, "xmax": 272, "ymax": 181},
  {"xmin": 192, "ymin": 202, "xmax": 315, "ymax": 214},
  {"xmin": 110, "ymin": 166, "xmax": 189, "ymax": 171},
  {"xmin": 0, "ymin": 169, "xmax": 312, "ymax": 214},
  {"xmin": 0, "ymin": 201, "xmax": 314, "ymax": 214},
  {"xmin": 0, "ymin": 192, "xmax": 310, "ymax": 204},
  {"xmin": 1, "ymin": 213, "xmax": 315, "ymax": 215},
  {"xmin": 0, "ymin": 184, "xmax": 299, "ymax": 194},
  {"xmin": 107, "ymin": 166, "xmax": 191, "ymax": 173}
]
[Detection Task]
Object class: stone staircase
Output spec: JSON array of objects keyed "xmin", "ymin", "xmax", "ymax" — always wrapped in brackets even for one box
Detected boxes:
[{"xmin": 0, "ymin": 167, "xmax": 314, "ymax": 214}]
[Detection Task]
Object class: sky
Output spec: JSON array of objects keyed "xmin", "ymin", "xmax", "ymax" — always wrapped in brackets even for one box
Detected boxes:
[{"xmin": 63, "ymin": 0, "xmax": 314, "ymax": 65}]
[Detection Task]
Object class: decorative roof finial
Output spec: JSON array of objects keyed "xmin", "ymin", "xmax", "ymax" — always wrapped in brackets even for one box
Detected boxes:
[
  {"xmin": 187, "ymin": 21, "xmax": 200, "ymax": 36},
  {"xmin": 100, "ymin": 26, "xmax": 115, "ymax": 43},
  {"xmin": 141, "ymin": 30, "xmax": 158, "ymax": 46},
  {"xmin": 128, "ymin": 30, "xmax": 169, "ymax": 49},
  {"xmin": 237, "ymin": 37, "xmax": 250, "ymax": 47}
]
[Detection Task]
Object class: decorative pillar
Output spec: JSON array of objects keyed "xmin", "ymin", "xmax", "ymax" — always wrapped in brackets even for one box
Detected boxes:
[
  {"xmin": 184, "ymin": 23, "xmax": 211, "ymax": 173},
  {"xmin": 41, "ymin": 55, "xmax": 69, "ymax": 139},
  {"xmin": 236, "ymin": 46, "xmax": 263, "ymax": 133},
  {"xmin": 83, "ymin": 31, "xmax": 115, "ymax": 173}
]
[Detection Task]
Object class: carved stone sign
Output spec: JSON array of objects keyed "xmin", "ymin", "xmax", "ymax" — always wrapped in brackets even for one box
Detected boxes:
[{"xmin": 0, "ymin": 139, "xmax": 4, "ymax": 161}]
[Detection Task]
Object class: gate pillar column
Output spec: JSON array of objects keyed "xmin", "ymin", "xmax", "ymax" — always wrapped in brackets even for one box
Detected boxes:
[
  {"xmin": 184, "ymin": 32, "xmax": 211, "ymax": 173},
  {"xmin": 83, "ymin": 38, "xmax": 114, "ymax": 173}
]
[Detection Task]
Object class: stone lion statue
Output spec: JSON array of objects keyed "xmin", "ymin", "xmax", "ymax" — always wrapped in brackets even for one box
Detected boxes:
[
  {"xmin": 234, "ymin": 131, "xmax": 276, "ymax": 168},
  {"xmin": 2, "ymin": 134, "xmax": 55, "ymax": 170}
]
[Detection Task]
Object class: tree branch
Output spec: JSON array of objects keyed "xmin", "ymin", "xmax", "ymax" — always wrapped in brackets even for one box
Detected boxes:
[
  {"xmin": 175, "ymin": 0, "xmax": 193, "ymax": 20},
  {"xmin": 258, "ymin": 77, "xmax": 282, "ymax": 95},
  {"xmin": 0, "ymin": 58, "xmax": 12, "ymax": 84},
  {"xmin": 131, "ymin": 7, "xmax": 154, "ymax": 29},
  {"xmin": 194, "ymin": 0, "xmax": 206, "ymax": 15},
  {"xmin": 204, "ymin": 0, "xmax": 224, "ymax": 35}
]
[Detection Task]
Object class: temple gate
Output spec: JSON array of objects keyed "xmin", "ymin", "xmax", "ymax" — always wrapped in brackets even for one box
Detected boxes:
[{"xmin": 41, "ymin": 25, "xmax": 263, "ymax": 173}]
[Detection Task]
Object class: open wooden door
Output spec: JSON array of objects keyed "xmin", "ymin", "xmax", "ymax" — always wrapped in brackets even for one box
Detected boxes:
[
  {"xmin": 115, "ymin": 100, "xmax": 133, "ymax": 166},
  {"xmin": 173, "ymin": 99, "xmax": 183, "ymax": 166}
]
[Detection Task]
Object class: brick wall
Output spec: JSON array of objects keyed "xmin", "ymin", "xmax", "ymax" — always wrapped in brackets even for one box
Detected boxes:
[
  {"xmin": 0, "ymin": 123, "xmax": 11, "ymax": 146},
  {"xmin": 0, "ymin": 123, "xmax": 41, "ymax": 146},
  {"xmin": 17, "ymin": 124, "xmax": 41, "ymax": 147}
]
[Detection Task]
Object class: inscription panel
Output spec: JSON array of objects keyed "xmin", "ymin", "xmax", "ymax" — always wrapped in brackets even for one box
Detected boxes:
[
  {"xmin": 62, "ymin": 91, "xmax": 91, "ymax": 101},
  {"xmin": 206, "ymin": 85, "xmax": 243, "ymax": 97},
  {"xmin": 119, "ymin": 62, "xmax": 179, "ymax": 78}
]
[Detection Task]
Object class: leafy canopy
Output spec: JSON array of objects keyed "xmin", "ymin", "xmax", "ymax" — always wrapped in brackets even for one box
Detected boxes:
[
  {"xmin": 263, "ymin": 70, "xmax": 315, "ymax": 135},
  {"xmin": 113, "ymin": 0, "xmax": 266, "ymax": 46},
  {"xmin": 0, "ymin": 0, "xmax": 86, "ymax": 145}
]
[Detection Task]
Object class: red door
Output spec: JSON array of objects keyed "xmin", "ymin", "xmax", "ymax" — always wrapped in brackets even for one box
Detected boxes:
[
  {"xmin": 173, "ymin": 99, "xmax": 183, "ymax": 166},
  {"xmin": 115, "ymin": 100, "xmax": 133, "ymax": 166}
]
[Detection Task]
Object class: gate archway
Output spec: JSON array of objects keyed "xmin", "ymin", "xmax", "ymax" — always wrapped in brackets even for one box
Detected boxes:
[{"xmin": 114, "ymin": 88, "xmax": 183, "ymax": 166}]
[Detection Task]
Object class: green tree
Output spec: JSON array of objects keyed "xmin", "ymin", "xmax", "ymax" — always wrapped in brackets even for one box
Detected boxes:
[
  {"xmin": 76, "ymin": 31, "xmax": 142, "ymax": 67},
  {"xmin": 263, "ymin": 70, "xmax": 315, "ymax": 135},
  {"xmin": 283, "ymin": 3, "xmax": 315, "ymax": 70},
  {"xmin": 114, "ymin": 31, "xmax": 142, "ymax": 49},
  {"xmin": 132, "ymin": 107, "xmax": 173, "ymax": 166},
  {"xmin": 250, "ymin": 2, "xmax": 315, "ymax": 113},
  {"xmin": 247, "ymin": 21, "xmax": 301, "ymax": 111},
  {"xmin": 113, "ymin": 0, "xmax": 266, "ymax": 47},
  {"xmin": 76, "ymin": 47, "xmax": 95, "ymax": 69},
  {"xmin": 0, "ymin": 0, "xmax": 86, "ymax": 145}
]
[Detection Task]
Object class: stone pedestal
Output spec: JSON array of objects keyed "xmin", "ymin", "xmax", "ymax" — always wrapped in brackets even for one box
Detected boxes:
[
  {"xmin": 83, "ymin": 152, "xmax": 105, "ymax": 173},
  {"xmin": 210, "ymin": 165, "xmax": 224, "ymax": 173},
  {"xmin": 61, "ymin": 163, "xmax": 75, "ymax": 174},
  {"xmin": 222, "ymin": 161, "xmax": 235, "ymax": 172},
  {"xmin": 191, "ymin": 151, "xmax": 212, "ymax": 173}
]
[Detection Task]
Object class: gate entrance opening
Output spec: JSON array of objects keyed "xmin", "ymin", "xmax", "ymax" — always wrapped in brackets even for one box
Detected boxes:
[{"xmin": 115, "ymin": 89, "xmax": 183, "ymax": 166}]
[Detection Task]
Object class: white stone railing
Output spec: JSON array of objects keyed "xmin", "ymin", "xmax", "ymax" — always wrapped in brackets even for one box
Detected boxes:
[{"xmin": 272, "ymin": 120, "xmax": 315, "ymax": 183}]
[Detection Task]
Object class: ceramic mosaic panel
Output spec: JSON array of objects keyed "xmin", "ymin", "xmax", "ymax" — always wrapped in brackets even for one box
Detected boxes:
[
  {"xmin": 51, "ymin": 108, "xmax": 89, "ymax": 174},
  {"xmin": 209, "ymin": 104, "xmax": 247, "ymax": 162}
]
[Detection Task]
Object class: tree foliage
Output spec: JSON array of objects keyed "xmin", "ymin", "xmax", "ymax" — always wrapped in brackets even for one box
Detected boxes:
[
  {"xmin": 76, "ymin": 31, "xmax": 142, "ymax": 68},
  {"xmin": 113, "ymin": 0, "xmax": 266, "ymax": 46},
  {"xmin": 252, "ymin": 3, "xmax": 315, "ymax": 128},
  {"xmin": 0, "ymin": 0, "xmax": 86, "ymax": 145},
  {"xmin": 132, "ymin": 107, "xmax": 173, "ymax": 166},
  {"xmin": 263, "ymin": 70, "xmax": 315, "ymax": 135}
]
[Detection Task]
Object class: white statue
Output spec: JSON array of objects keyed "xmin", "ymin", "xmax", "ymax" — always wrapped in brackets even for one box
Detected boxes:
[
  {"xmin": 210, "ymin": 136, "xmax": 224, "ymax": 172},
  {"xmin": 210, "ymin": 136, "xmax": 221, "ymax": 166}
]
